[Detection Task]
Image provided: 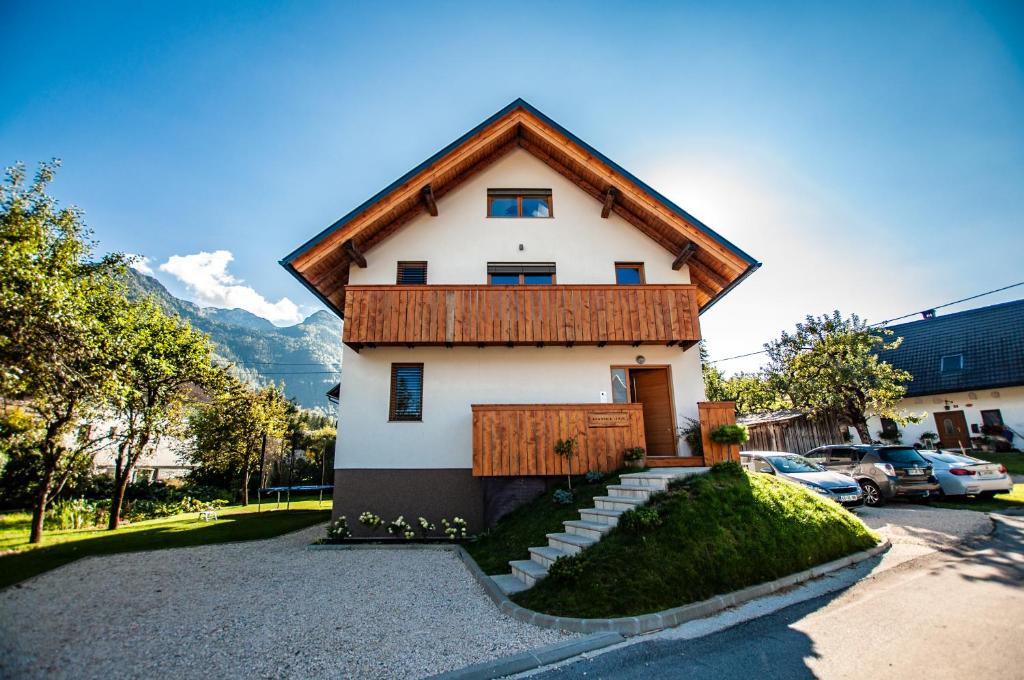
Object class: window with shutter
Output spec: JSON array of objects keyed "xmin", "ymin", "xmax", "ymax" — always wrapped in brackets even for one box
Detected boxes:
[
  {"xmin": 396, "ymin": 261, "xmax": 428, "ymax": 284},
  {"xmin": 389, "ymin": 364, "xmax": 424, "ymax": 421},
  {"xmin": 486, "ymin": 262, "xmax": 556, "ymax": 285}
]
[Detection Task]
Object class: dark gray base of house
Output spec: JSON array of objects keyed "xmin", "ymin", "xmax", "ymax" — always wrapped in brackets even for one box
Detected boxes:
[{"xmin": 333, "ymin": 469, "xmax": 554, "ymax": 536}]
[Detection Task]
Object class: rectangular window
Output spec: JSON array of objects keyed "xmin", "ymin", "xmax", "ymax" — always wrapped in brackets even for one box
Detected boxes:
[
  {"xmin": 880, "ymin": 417, "xmax": 899, "ymax": 437},
  {"xmin": 396, "ymin": 261, "xmax": 428, "ymax": 284},
  {"xmin": 615, "ymin": 262, "xmax": 645, "ymax": 284},
  {"xmin": 610, "ymin": 368, "xmax": 629, "ymax": 403},
  {"xmin": 940, "ymin": 354, "xmax": 964, "ymax": 372},
  {"xmin": 981, "ymin": 409, "xmax": 1004, "ymax": 427},
  {"xmin": 487, "ymin": 262, "xmax": 556, "ymax": 285},
  {"xmin": 487, "ymin": 189, "xmax": 552, "ymax": 218},
  {"xmin": 389, "ymin": 364, "xmax": 423, "ymax": 422}
]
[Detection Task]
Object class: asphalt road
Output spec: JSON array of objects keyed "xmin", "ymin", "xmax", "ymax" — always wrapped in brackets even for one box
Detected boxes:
[{"xmin": 530, "ymin": 514, "xmax": 1024, "ymax": 679}]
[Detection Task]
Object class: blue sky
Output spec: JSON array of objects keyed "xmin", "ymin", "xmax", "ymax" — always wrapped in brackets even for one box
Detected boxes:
[{"xmin": 2, "ymin": 1, "xmax": 1022, "ymax": 372}]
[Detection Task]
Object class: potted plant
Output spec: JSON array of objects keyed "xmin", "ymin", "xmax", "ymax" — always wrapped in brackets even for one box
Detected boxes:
[
  {"xmin": 624, "ymin": 446, "xmax": 646, "ymax": 468},
  {"xmin": 918, "ymin": 431, "xmax": 939, "ymax": 449}
]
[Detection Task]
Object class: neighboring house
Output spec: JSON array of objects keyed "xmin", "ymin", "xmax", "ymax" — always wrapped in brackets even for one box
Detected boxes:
[
  {"xmin": 91, "ymin": 423, "xmax": 193, "ymax": 483},
  {"xmin": 281, "ymin": 99, "xmax": 759, "ymax": 530},
  {"xmin": 739, "ymin": 410, "xmax": 846, "ymax": 455},
  {"xmin": 869, "ymin": 299, "xmax": 1024, "ymax": 449}
]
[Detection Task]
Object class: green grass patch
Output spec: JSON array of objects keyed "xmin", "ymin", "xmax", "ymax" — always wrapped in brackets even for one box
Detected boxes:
[
  {"xmin": 971, "ymin": 452, "xmax": 1024, "ymax": 476},
  {"xmin": 465, "ymin": 471, "xmax": 633, "ymax": 575},
  {"xmin": 0, "ymin": 497, "xmax": 330, "ymax": 589},
  {"xmin": 511, "ymin": 464, "xmax": 879, "ymax": 618},
  {"xmin": 930, "ymin": 483, "xmax": 1024, "ymax": 513}
]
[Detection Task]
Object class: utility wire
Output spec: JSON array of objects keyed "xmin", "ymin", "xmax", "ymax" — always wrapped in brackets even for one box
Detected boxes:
[{"xmin": 709, "ymin": 280, "xmax": 1024, "ymax": 365}]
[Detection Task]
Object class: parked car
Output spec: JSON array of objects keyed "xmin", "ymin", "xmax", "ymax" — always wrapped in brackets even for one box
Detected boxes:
[
  {"xmin": 739, "ymin": 451, "xmax": 864, "ymax": 507},
  {"xmin": 805, "ymin": 445, "xmax": 941, "ymax": 507},
  {"xmin": 919, "ymin": 451, "xmax": 1013, "ymax": 498}
]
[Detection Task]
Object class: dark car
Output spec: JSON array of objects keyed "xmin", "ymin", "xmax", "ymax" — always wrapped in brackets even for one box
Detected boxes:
[{"xmin": 805, "ymin": 445, "xmax": 941, "ymax": 507}]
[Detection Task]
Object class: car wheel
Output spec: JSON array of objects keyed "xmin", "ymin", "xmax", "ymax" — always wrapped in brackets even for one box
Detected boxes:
[{"xmin": 860, "ymin": 480, "xmax": 883, "ymax": 507}]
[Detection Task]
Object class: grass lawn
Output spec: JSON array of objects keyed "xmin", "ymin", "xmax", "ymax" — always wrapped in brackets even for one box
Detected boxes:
[
  {"xmin": 971, "ymin": 452, "xmax": 1024, "ymax": 476},
  {"xmin": 0, "ymin": 496, "xmax": 330, "ymax": 589},
  {"xmin": 509, "ymin": 465, "xmax": 879, "ymax": 619},
  {"xmin": 465, "ymin": 470, "xmax": 634, "ymax": 575},
  {"xmin": 930, "ymin": 484, "xmax": 1024, "ymax": 513}
]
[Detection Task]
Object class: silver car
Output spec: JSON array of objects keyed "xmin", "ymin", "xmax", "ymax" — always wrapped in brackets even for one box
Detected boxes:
[
  {"xmin": 920, "ymin": 451, "xmax": 1013, "ymax": 498},
  {"xmin": 740, "ymin": 451, "xmax": 864, "ymax": 507}
]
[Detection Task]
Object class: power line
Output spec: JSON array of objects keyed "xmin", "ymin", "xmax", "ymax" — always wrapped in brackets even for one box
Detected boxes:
[{"xmin": 709, "ymin": 280, "xmax": 1024, "ymax": 365}]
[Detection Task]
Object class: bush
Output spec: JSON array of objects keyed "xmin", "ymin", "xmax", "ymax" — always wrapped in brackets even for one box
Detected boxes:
[
  {"xmin": 45, "ymin": 498, "xmax": 101, "ymax": 530},
  {"xmin": 553, "ymin": 489, "xmax": 574, "ymax": 505},
  {"xmin": 326, "ymin": 516, "xmax": 351, "ymax": 540},
  {"xmin": 624, "ymin": 447, "xmax": 645, "ymax": 462},
  {"xmin": 618, "ymin": 506, "xmax": 662, "ymax": 533},
  {"xmin": 584, "ymin": 470, "xmax": 605, "ymax": 484},
  {"xmin": 710, "ymin": 424, "xmax": 749, "ymax": 445},
  {"xmin": 547, "ymin": 554, "xmax": 588, "ymax": 583},
  {"xmin": 679, "ymin": 418, "xmax": 703, "ymax": 457}
]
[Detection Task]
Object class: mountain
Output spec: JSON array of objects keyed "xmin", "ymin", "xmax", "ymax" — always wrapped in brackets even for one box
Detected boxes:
[{"xmin": 128, "ymin": 271, "xmax": 341, "ymax": 411}]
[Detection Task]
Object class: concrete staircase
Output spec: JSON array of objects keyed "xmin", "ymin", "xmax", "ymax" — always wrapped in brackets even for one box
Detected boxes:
[{"xmin": 492, "ymin": 467, "xmax": 709, "ymax": 596}]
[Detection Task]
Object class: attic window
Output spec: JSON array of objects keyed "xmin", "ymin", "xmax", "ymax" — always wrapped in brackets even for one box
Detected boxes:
[
  {"xmin": 396, "ymin": 261, "xmax": 427, "ymax": 284},
  {"xmin": 487, "ymin": 189, "xmax": 552, "ymax": 218},
  {"xmin": 940, "ymin": 354, "xmax": 964, "ymax": 372}
]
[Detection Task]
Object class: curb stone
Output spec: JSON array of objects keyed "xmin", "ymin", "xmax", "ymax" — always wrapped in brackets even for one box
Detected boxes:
[
  {"xmin": 454, "ymin": 539, "xmax": 892, "ymax": 636},
  {"xmin": 425, "ymin": 632, "xmax": 624, "ymax": 680}
]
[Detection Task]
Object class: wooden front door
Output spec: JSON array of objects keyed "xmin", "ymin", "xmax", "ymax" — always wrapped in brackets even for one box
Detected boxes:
[
  {"xmin": 630, "ymin": 368, "xmax": 675, "ymax": 455},
  {"xmin": 935, "ymin": 410, "xmax": 970, "ymax": 449}
]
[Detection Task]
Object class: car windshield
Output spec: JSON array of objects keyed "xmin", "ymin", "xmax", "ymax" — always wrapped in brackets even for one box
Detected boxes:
[
  {"xmin": 767, "ymin": 455, "xmax": 824, "ymax": 473},
  {"xmin": 879, "ymin": 448, "xmax": 927, "ymax": 465}
]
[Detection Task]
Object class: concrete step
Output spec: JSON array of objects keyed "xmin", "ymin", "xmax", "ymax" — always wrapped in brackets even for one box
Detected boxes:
[
  {"xmin": 547, "ymin": 531, "xmax": 597, "ymax": 555},
  {"xmin": 606, "ymin": 483, "xmax": 656, "ymax": 500},
  {"xmin": 529, "ymin": 545, "xmax": 570, "ymax": 568},
  {"xmin": 510, "ymin": 559, "xmax": 549, "ymax": 587},
  {"xmin": 619, "ymin": 468, "xmax": 709, "ymax": 490},
  {"xmin": 579, "ymin": 507, "xmax": 624, "ymax": 526},
  {"xmin": 493, "ymin": 573, "xmax": 530, "ymax": 595},
  {"xmin": 563, "ymin": 519, "xmax": 613, "ymax": 540},
  {"xmin": 594, "ymin": 495, "xmax": 645, "ymax": 511}
]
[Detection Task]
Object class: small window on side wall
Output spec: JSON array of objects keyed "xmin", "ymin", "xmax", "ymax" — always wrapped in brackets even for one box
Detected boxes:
[
  {"xmin": 615, "ymin": 263, "xmax": 645, "ymax": 285},
  {"xmin": 487, "ymin": 189, "xmax": 552, "ymax": 218},
  {"xmin": 396, "ymin": 261, "xmax": 428, "ymax": 284},
  {"xmin": 389, "ymin": 364, "xmax": 423, "ymax": 422}
]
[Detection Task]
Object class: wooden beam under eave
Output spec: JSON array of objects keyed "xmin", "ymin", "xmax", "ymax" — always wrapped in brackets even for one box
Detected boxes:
[
  {"xmin": 672, "ymin": 242, "xmax": 697, "ymax": 270},
  {"xmin": 342, "ymin": 239, "xmax": 367, "ymax": 268},
  {"xmin": 421, "ymin": 185, "xmax": 438, "ymax": 216},
  {"xmin": 601, "ymin": 187, "xmax": 617, "ymax": 218}
]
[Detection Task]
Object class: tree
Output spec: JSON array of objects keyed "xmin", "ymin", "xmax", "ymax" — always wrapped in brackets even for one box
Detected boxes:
[
  {"xmin": 185, "ymin": 377, "xmax": 289, "ymax": 504},
  {"xmin": 105, "ymin": 298, "xmax": 217, "ymax": 529},
  {"xmin": 763, "ymin": 311, "xmax": 915, "ymax": 443},
  {"xmin": 0, "ymin": 161, "xmax": 128, "ymax": 543},
  {"xmin": 701, "ymin": 343, "xmax": 789, "ymax": 414}
]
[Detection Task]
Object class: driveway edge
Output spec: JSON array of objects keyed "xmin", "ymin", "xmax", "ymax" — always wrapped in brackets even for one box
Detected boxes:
[
  {"xmin": 425, "ymin": 632, "xmax": 624, "ymax": 680},
  {"xmin": 453, "ymin": 539, "xmax": 892, "ymax": 636}
]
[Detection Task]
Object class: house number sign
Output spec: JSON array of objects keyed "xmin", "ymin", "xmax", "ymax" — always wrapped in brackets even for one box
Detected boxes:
[{"xmin": 587, "ymin": 411, "xmax": 630, "ymax": 427}]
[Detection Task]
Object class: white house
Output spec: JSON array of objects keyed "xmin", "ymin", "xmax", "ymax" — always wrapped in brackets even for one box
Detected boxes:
[
  {"xmin": 868, "ymin": 299, "xmax": 1024, "ymax": 450},
  {"xmin": 281, "ymin": 99, "xmax": 759, "ymax": 531}
]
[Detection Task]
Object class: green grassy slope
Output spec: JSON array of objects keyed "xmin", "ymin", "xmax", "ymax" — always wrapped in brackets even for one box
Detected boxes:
[{"xmin": 510, "ymin": 464, "xmax": 879, "ymax": 618}]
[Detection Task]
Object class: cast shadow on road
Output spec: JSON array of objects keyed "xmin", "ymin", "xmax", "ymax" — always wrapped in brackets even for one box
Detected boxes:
[{"xmin": 929, "ymin": 515, "xmax": 1024, "ymax": 590}]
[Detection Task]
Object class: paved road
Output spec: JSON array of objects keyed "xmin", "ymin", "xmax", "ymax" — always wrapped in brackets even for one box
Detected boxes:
[{"xmin": 531, "ymin": 514, "xmax": 1024, "ymax": 679}]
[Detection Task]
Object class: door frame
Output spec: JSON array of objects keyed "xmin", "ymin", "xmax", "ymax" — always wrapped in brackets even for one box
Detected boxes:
[
  {"xmin": 934, "ymin": 409, "xmax": 970, "ymax": 449},
  {"xmin": 610, "ymin": 364, "xmax": 677, "ymax": 454}
]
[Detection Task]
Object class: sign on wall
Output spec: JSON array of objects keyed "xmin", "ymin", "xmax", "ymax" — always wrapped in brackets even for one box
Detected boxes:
[{"xmin": 587, "ymin": 411, "xmax": 630, "ymax": 428}]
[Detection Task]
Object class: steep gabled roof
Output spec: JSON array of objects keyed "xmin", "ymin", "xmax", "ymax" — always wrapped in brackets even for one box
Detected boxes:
[
  {"xmin": 880, "ymin": 299, "xmax": 1024, "ymax": 397},
  {"xmin": 281, "ymin": 98, "xmax": 759, "ymax": 316}
]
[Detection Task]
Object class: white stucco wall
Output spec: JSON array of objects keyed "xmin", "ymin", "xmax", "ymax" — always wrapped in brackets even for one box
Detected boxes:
[
  {"xmin": 335, "ymin": 344, "xmax": 706, "ymax": 469},
  {"xmin": 347, "ymin": 148, "xmax": 693, "ymax": 286},
  {"xmin": 335, "ymin": 146, "xmax": 708, "ymax": 471},
  {"xmin": 864, "ymin": 385, "xmax": 1024, "ymax": 446}
]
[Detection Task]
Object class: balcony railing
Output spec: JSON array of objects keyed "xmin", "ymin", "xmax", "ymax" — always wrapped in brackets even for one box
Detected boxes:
[
  {"xmin": 343, "ymin": 284, "xmax": 701, "ymax": 349},
  {"xmin": 471, "ymin": 403, "xmax": 646, "ymax": 477}
]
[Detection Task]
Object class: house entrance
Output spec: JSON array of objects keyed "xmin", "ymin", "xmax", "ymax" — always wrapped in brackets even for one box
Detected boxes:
[
  {"xmin": 935, "ymin": 410, "xmax": 970, "ymax": 450},
  {"xmin": 610, "ymin": 366, "xmax": 676, "ymax": 456}
]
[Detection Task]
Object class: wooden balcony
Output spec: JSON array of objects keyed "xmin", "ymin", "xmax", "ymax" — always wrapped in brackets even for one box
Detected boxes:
[
  {"xmin": 471, "ymin": 403, "xmax": 647, "ymax": 477},
  {"xmin": 343, "ymin": 284, "xmax": 701, "ymax": 349}
]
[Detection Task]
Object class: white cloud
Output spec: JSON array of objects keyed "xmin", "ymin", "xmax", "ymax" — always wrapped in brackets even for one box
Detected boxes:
[
  {"xmin": 128, "ymin": 255, "xmax": 154, "ymax": 276},
  {"xmin": 158, "ymin": 250, "xmax": 304, "ymax": 325}
]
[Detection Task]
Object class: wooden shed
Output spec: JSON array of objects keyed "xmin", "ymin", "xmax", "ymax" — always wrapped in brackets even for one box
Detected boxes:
[{"xmin": 739, "ymin": 410, "xmax": 846, "ymax": 455}]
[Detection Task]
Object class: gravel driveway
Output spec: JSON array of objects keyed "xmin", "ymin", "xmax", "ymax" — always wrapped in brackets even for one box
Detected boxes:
[{"xmin": 0, "ymin": 525, "xmax": 571, "ymax": 679}]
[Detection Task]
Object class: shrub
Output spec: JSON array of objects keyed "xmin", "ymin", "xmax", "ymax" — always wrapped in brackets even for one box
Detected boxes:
[
  {"xmin": 326, "ymin": 516, "xmax": 351, "ymax": 540},
  {"xmin": 359, "ymin": 511, "xmax": 383, "ymax": 532},
  {"xmin": 547, "ymin": 553, "xmax": 588, "ymax": 583},
  {"xmin": 624, "ymin": 447, "xmax": 645, "ymax": 462},
  {"xmin": 386, "ymin": 515, "xmax": 416, "ymax": 539},
  {"xmin": 417, "ymin": 516, "xmax": 435, "ymax": 536},
  {"xmin": 678, "ymin": 418, "xmax": 703, "ymax": 456},
  {"xmin": 45, "ymin": 498, "xmax": 100, "ymax": 530},
  {"xmin": 618, "ymin": 506, "xmax": 662, "ymax": 533},
  {"xmin": 584, "ymin": 470, "xmax": 605, "ymax": 484},
  {"xmin": 710, "ymin": 461, "xmax": 744, "ymax": 477},
  {"xmin": 441, "ymin": 517, "xmax": 468, "ymax": 540},
  {"xmin": 552, "ymin": 489, "xmax": 574, "ymax": 505},
  {"xmin": 710, "ymin": 424, "xmax": 749, "ymax": 445}
]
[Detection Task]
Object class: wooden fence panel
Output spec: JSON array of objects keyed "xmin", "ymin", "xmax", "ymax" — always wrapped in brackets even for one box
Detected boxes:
[{"xmin": 699, "ymin": 401, "xmax": 739, "ymax": 465}]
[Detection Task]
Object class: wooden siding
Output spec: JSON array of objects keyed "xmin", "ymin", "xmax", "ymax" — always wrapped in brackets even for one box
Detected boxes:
[
  {"xmin": 471, "ymin": 403, "xmax": 646, "ymax": 477},
  {"xmin": 699, "ymin": 401, "xmax": 739, "ymax": 465},
  {"xmin": 741, "ymin": 412, "xmax": 846, "ymax": 455},
  {"xmin": 343, "ymin": 284, "xmax": 701, "ymax": 349}
]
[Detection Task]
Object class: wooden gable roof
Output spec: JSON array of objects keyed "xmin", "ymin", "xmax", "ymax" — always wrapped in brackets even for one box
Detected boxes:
[{"xmin": 281, "ymin": 99, "xmax": 760, "ymax": 316}]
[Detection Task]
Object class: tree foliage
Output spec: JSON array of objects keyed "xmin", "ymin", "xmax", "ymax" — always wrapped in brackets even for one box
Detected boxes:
[
  {"xmin": 763, "ymin": 311, "xmax": 915, "ymax": 443},
  {"xmin": 701, "ymin": 343, "xmax": 789, "ymax": 415}
]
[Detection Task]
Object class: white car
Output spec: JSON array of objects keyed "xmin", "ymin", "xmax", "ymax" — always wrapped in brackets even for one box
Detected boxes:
[{"xmin": 919, "ymin": 451, "xmax": 1013, "ymax": 498}]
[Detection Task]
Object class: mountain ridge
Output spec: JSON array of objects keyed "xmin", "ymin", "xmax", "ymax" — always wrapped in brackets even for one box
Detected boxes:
[{"xmin": 128, "ymin": 271, "xmax": 341, "ymax": 411}]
